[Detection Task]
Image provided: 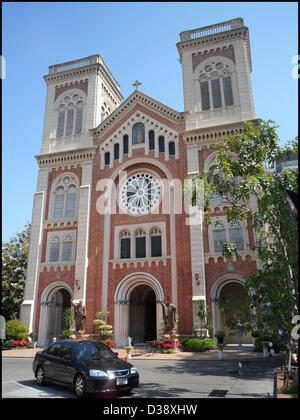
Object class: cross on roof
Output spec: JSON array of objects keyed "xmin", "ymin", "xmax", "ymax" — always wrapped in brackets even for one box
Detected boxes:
[{"xmin": 132, "ymin": 80, "xmax": 141, "ymax": 90}]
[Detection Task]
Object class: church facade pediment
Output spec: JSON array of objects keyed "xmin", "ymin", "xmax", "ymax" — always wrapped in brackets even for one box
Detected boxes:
[{"xmin": 91, "ymin": 90, "xmax": 188, "ymax": 141}]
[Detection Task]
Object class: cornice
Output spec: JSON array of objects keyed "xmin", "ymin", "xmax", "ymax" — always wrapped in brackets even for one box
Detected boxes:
[
  {"xmin": 183, "ymin": 119, "xmax": 259, "ymax": 145},
  {"xmin": 44, "ymin": 63, "xmax": 123, "ymax": 103},
  {"xmin": 91, "ymin": 90, "xmax": 188, "ymax": 139},
  {"xmin": 177, "ymin": 26, "xmax": 252, "ymax": 72},
  {"xmin": 35, "ymin": 146, "xmax": 97, "ymax": 168}
]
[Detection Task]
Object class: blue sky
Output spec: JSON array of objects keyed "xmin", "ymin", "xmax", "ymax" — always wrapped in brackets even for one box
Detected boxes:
[{"xmin": 2, "ymin": 2, "xmax": 298, "ymax": 242}]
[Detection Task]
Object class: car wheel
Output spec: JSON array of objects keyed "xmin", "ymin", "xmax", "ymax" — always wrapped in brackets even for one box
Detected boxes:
[
  {"xmin": 74, "ymin": 374, "xmax": 87, "ymax": 398},
  {"xmin": 36, "ymin": 366, "xmax": 46, "ymax": 386}
]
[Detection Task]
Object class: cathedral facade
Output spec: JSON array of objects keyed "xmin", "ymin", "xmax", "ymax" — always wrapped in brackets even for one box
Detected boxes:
[{"xmin": 21, "ymin": 18, "xmax": 258, "ymax": 347}]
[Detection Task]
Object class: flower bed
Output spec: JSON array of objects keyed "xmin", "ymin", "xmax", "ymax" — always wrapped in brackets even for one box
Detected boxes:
[
  {"xmin": 151, "ymin": 340, "xmax": 181, "ymax": 353},
  {"xmin": 4, "ymin": 339, "xmax": 29, "ymax": 348},
  {"xmin": 102, "ymin": 339, "xmax": 115, "ymax": 349}
]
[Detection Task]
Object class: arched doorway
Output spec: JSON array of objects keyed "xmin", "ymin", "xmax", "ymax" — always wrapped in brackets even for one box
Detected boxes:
[
  {"xmin": 46, "ymin": 288, "xmax": 72, "ymax": 343},
  {"xmin": 114, "ymin": 272, "xmax": 164, "ymax": 347},
  {"xmin": 129, "ymin": 284, "xmax": 156, "ymax": 343},
  {"xmin": 219, "ymin": 282, "xmax": 252, "ymax": 344},
  {"xmin": 211, "ymin": 274, "xmax": 253, "ymax": 345},
  {"xmin": 38, "ymin": 283, "xmax": 73, "ymax": 347}
]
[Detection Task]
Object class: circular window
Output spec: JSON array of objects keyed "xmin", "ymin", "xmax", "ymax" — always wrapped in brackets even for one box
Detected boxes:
[
  {"xmin": 215, "ymin": 63, "xmax": 223, "ymax": 70},
  {"xmin": 63, "ymin": 96, "xmax": 70, "ymax": 103},
  {"xmin": 204, "ymin": 64, "xmax": 213, "ymax": 72},
  {"xmin": 119, "ymin": 173, "xmax": 161, "ymax": 215}
]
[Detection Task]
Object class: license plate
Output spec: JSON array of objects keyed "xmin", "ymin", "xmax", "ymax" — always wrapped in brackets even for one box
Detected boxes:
[{"xmin": 116, "ymin": 377, "xmax": 128, "ymax": 386}]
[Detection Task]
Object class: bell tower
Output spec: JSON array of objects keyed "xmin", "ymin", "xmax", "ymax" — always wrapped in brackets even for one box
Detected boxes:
[{"xmin": 177, "ymin": 18, "xmax": 256, "ymax": 130}]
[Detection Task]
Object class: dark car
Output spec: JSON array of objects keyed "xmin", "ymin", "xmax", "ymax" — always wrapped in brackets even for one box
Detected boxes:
[{"xmin": 33, "ymin": 339, "xmax": 139, "ymax": 398}]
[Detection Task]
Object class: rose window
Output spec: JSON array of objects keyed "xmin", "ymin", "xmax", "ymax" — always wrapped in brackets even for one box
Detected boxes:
[{"xmin": 120, "ymin": 173, "xmax": 161, "ymax": 215}]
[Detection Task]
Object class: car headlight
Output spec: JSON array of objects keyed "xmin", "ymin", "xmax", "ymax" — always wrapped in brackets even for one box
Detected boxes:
[
  {"xmin": 89, "ymin": 369, "xmax": 109, "ymax": 377},
  {"xmin": 130, "ymin": 367, "xmax": 138, "ymax": 374}
]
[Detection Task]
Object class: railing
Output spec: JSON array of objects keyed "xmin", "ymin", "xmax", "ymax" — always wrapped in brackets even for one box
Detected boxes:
[
  {"xmin": 49, "ymin": 55, "xmax": 100, "ymax": 74},
  {"xmin": 179, "ymin": 18, "xmax": 244, "ymax": 41}
]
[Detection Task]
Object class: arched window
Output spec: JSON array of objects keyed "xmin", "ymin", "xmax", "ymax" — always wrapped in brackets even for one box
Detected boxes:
[
  {"xmin": 135, "ymin": 229, "xmax": 146, "ymax": 258},
  {"xmin": 53, "ymin": 175, "xmax": 78, "ymax": 220},
  {"xmin": 229, "ymin": 220, "xmax": 244, "ymax": 251},
  {"xmin": 212, "ymin": 220, "xmax": 226, "ymax": 253},
  {"xmin": 49, "ymin": 236, "xmax": 60, "ymax": 262},
  {"xmin": 199, "ymin": 62, "xmax": 234, "ymax": 111},
  {"xmin": 132, "ymin": 123, "xmax": 145, "ymax": 144},
  {"xmin": 114, "ymin": 143, "xmax": 119, "ymax": 160},
  {"xmin": 168, "ymin": 141, "xmax": 175, "ymax": 156},
  {"xmin": 56, "ymin": 94, "xmax": 84, "ymax": 137},
  {"xmin": 120, "ymin": 231, "xmax": 131, "ymax": 259},
  {"xmin": 149, "ymin": 130, "xmax": 155, "ymax": 150},
  {"xmin": 123, "ymin": 135, "xmax": 129, "ymax": 154},
  {"xmin": 159, "ymin": 136, "xmax": 165, "ymax": 153},
  {"xmin": 104, "ymin": 152, "xmax": 110, "ymax": 166},
  {"xmin": 101, "ymin": 101, "xmax": 112, "ymax": 122},
  {"xmin": 150, "ymin": 228, "xmax": 162, "ymax": 257}
]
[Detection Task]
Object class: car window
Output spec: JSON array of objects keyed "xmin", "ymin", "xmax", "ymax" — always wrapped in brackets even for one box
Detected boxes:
[
  {"xmin": 46, "ymin": 343, "xmax": 62, "ymax": 357},
  {"xmin": 73, "ymin": 343, "xmax": 114, "ymax": 361},
  {"xmin": 60, "ymin": 345, "xmax": 73, "ymax": 358}
]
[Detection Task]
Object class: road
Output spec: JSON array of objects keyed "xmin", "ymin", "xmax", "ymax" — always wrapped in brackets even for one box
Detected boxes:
[{"xmin": 2, "ymin": 355, "xmax": 284, "ymax": 399}]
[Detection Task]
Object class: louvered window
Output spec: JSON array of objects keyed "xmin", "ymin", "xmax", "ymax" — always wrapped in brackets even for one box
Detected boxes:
[
  {"xmin": 211, "ymin": 78, "xmax": 222, "ymax": 109},
  {"xmin": 223, "ymin": 76, "xmax": 234, "ymax": 106},
  {"xmin": 53, "ymin": 194, "xmax": 64, "ymax": 219},
  {"xmin": 199, "ymin": 62, "xmax": 234, "ymax": 111},
  {"xmin": 200, "ymin": 81, "xmax": 210, "ymax": 111},
  {"xmin": 65, "ymin": 109, "xmax": 74, "ymax": 136},
  {"xmin": 57, "ymin": 110, "xmax": 65, "ymax": 137},
  {"xmin": 65, "ymin": 193, "xmax": 76, "ymax": 218},
  {"xmin": 74, "ymin": 106, "xmax": 83, "ymax": 134}
]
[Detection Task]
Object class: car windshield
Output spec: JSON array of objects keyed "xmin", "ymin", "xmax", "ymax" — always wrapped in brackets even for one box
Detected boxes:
[{"xmin": 73, "ymin": 343, "xmax": 115, "ymax": 361}]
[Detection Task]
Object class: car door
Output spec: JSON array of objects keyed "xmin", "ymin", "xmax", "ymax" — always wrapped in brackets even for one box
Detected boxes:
[
  {"xmin": 42, "ymin": 343, "xmax": 62, "ymax": 380},
  {"xmin": 56, "ymin": 344, "xmax": 76, "ymax": 385}
]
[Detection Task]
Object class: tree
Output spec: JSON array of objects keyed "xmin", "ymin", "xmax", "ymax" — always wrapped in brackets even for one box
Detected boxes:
[
  {"xmin": 93, "ymin": 311, "xmax": 113, "ymax": 341},
  {"xmin": 192, "ymin": 120, "xmax": 297, "ymax": 366},
  {"xmin": 2, "ymin": 223, "xmax": 31, "ymax": 320}
]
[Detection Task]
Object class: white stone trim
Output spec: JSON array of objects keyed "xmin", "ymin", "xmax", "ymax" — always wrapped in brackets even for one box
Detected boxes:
[{"xmin": 114, "ymin": 272, "xmax": 165, "ymax": 347}]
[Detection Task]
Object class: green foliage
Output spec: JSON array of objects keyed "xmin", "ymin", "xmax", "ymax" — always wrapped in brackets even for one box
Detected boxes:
[
  {"xmin": 63, "ymin": 307, "xmax": 74, "ymax": 330},
  {"xmin": 214, "ymin": 331, "xmax": 225, "ymax": 338},
  {"xmin": 93, "ymin": 311, "xmax": 113, "ymax": 340},
  {"xmin": 253, "ymin": 335, "xmax": 285, "ymax": 354},
  {"xmin": 191, "ymin": 120, "xmax": 298, "ymax": 346},
  {"xmin": 3, "ymin": 339, "xmax": 15, "ymax": 348},
  {"xmin": 2, "ymin": 223, "xmax": 31, "ymax": 320},
  {"xmin": 196, "ymin": 300, "xmax": 212, "ymax": 338},
  {"xmin": 180, "ymin": 338, "xmax": 215, "ymax": 352},
  {"xmin": 6, "ymin": 319, "xmax": 28, "ymax": 340},
  {"xmin": 60, "ymin": 329, "xmax": 75, "ymax": 339}
]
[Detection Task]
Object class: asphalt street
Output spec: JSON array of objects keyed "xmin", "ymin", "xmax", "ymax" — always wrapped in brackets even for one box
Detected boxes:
[{"xmin": 2, "ymin": 355, "xmax": 284, "ymax": 399}]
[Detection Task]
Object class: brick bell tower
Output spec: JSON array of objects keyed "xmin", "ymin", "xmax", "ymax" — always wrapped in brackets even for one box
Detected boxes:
[{"xmin": 20, "ymin": 55, "xmax": 123, "ymax": 345}]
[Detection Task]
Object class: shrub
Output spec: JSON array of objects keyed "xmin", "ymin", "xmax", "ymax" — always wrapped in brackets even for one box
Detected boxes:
[
  {"xmin": 254, "ymin": 335, "xmax": 284, "ymax": 354},
  {"xmin": 60, "ymin": 329, "xmax": 75, "ymax": 339},
  {"xmin": 102, "ymin": 339, "xmax": 115, "ymax": 348},
  {"xmin": 180, "ymin": 338, "xmax": 215, "ymax": 352},
  {"xmin": 6, "ymin": 319, "xmax": 28, "ymax": 340},
  {"xmin": 3, "ymin": 339, "xmax": 15, "ymax": 348}
]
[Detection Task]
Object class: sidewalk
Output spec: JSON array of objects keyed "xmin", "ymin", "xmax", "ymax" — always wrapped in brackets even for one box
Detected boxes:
[{"xmin": 2, "ymin": 345, "xmax": 283, "ymax": 361}]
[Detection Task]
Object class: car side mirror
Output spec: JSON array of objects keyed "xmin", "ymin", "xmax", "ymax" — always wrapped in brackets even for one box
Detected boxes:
[{"xmin": 113, "ymin": 352, "xmax": 119, "ymax": 357}]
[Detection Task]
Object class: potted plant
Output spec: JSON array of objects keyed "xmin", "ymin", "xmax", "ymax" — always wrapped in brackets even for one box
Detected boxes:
[{"xmin": 214, "ymin": 331, "xmax": 225, "ymax": 344}]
